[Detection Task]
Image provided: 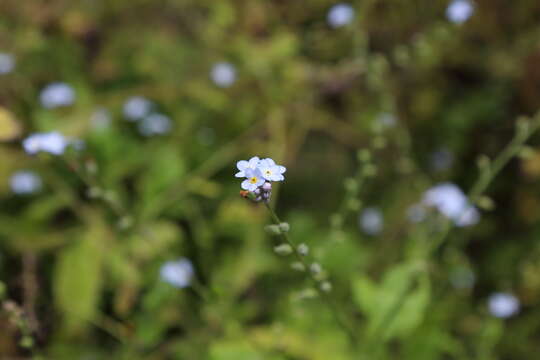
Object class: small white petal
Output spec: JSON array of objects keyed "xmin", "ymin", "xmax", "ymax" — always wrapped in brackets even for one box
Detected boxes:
[
  {"xmin": 237, "ymin": 160, "xmax": 249, "ymax": 171},
  {"xmin": 235, "ymin": 171, "xmax": 246, "ymax": 178},
  {"xmin": 241, "ymin": 180, "xmax": 251, "ymax": 190}
]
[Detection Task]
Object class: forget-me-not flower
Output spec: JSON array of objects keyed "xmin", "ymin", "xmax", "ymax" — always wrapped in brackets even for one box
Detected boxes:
[
  {"xmin": 327, "ymin": 3, "xmax": 355, "ymax": 28},
  {"xmin": 160, "ymin": 258, "xmax": 194, "ymax": 288},
  {"xmin": 10, "ymin": 171, "xmax": 42, "ymax": 195},
  {"xmin": 359, "ymin": 207, "xmax": 383, "ymax": 235},
  {"xmin": 488, "ymin": 292, "xmax": 520, "ymax": 318},
  {"xmin": 422, "ymin": 182, "xmax": 479, "ymax": 227},
  {"xmin": 40, "ymin": 82, "xmax": 75, "ymax": 108},
  {"xmin": 235, "ymin": 156, "xmax": 261, "ymax": 178},
  {"xmin": 258, "ymin": 158, "xmax": 286, "ymax": 181},
  {"xmin": 446, "ymin": 0, "xmax": 474, "ymax": 24},
  {"xmin": 211, "ymin": 62, "xmax": 237, "ymax": 88},
  {"xmin": 123, "ymin": 96, "xmax": 152, "ymax": 121},
  {"xmin": 241, "ymin": 168, "xmax": 266, "ymax": 192},
  {"xmin": 23, "ymin": 131, "xmax": 68, "ymax": 155},
  {"xmin": 138, "ymin": 113, "xmax": 172, "ymax": 136},
  {"xmin": 0, "ymin": 53, "xmax": 15, "ymax": 74}
]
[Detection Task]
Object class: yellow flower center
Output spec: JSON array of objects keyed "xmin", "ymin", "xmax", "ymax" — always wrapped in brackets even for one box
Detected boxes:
[{"xmin": 249, "ymin": 176, "xmax": 258, "ymax": 184}]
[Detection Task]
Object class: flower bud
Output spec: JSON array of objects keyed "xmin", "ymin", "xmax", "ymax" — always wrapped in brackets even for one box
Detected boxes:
[
  {"xmin": 274, "ymin": 244, "xmax": 293, "ymax": 256},
  {"xmin": 310, "ymin": 262, "xmax": 322, "ymax": 275},
  {"xmin": 278, "ymin": 222, "xmax": 290, "ymax": 233},
  {"xmin": 264, "ymin": 224, "xmax": 282, "ymax": 235},
  {"xmin": 297, "ymin": 243, "xmax": 309, "ymax": 256},
  {"xmin": 87, "ymin": 187, "xmax": 102, "ymax": 199},
  {"xmin": 476, "ymin": 155, "xmax": 490, "ymax": 170},
  {"xmin": 262, "ymin": 182, "xmax": 272, "ymax": 191},
  {"xmin": 320, "ymin": 281, "xmax": 332, "ymax": 292}
]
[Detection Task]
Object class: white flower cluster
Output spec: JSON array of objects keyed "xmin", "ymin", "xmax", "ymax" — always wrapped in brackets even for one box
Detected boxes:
[
  {"xmin": 160, "ymin": 258, "xmax": 194, "ymax": 288},
  {"xmin": 122, "ymin": 96, "xmax": 172, "ymax": 136},
  {"xmin": 23, "ymin": 131, "xmax": 69, "ymax": 155},
  {"xmin": 235, "ymin": 156, "xmax": 286, "ymax": 192}
]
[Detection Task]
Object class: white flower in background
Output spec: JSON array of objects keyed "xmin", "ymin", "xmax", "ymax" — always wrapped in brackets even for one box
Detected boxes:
[
  {"xmin": 235, "ymin": 156, "xmax": 261, "ymax": 178},
  {"xmin": 10, "ymin": 171, "xmax": 42, "ymax": 195},
  {"xmin": 0, "ymin": 53, "xmax": 15, "ymax": 74},
  {"xmin": 359, "ymin": 207, "xmax": 383, "ymax": 235},
  {"xmin": 123, "ymin": 96, "xmax": 152, "ymax": 121},
  {"xmin": 446, "ymin": 0, "xmax": 474, "ymax": 24},
  {"xmin": 138, "ymin": 113, "xmax": 172, "ymax": 136},
  {"xmin": 430, "ymin": 148, "xmax": 454, "ymax": 172},
  {"xmin": 488, "ymin": 293, "xmax": 520, "ymax": 318},
  {"xmin": 241, "ymin": 168, "xmax": 266, "ymax": 192},
  {"xmin": 23, "ymin": 131, "xmax": 68, "ymax": 155},
  {"xmin": 160, "ymin": 258, "xmax": 194, "ymax": 288},
  {"xmin": 90, "ymin": 108, "xmax": 111, "ymax": 130},
  {"xmin": 39, "ymin": 82, "xmax": 75, "ymax": 109},
  {"xmin": 327, "ymin": 3, "xmax": 355, "ymax": 28},
  {"xmin": 422, "ymin": 182, "xmax": 480, "ymax": 227},
  {"xmin": 258, "ymin": 158, "xmax": 286, "ymax": 181},
  {"xmin": 210, "ymin": 62, "xmax": 236, "ymax": 88}
]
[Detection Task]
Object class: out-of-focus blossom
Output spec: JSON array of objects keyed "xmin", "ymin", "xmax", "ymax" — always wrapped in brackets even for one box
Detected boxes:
[
  {"xmin": 138, "ymin": 113, "xmax": 172, "ymax": 136},
  {"xmin": 488, "ymin": 293, "xmax": 520, "ymax": 318},
  {"xmin": 160, "ymin": 258, "xmax": 194, "ymax": 288},
  {"xmin": 449, "ymin": 266, "xmax": 476, "ymax": 289},
  {"xmin": 422, "ymin": 182, "xmax": 480, "ymax": 227},
  {"xmin": 39, "ymin": 82, "xmax": 75, "ymax": 109},
  {"xmin": 10, "ymin": 171, "xmax": 42, "ymax": 195},
  {"xmin": 210, "ymin": 62, "xmax": 236, "ymax": 88},
  {"xmin": 0, "ymin": 53, "xmax": 15, "ymax": 74},
  {"xmin": 90, "ymin": 108, "xmax": 111, "ymax": 130},
  {"xmin": 359, "ymin": 207, "xmax": 383, "ymax": 235},
  {"xmin": 327, "ymin": 3, "xmax": 355, "ymax": 28},
  {"xmin": 23, "ymin": 132, "xmax": 68, "ymax": 155},
  {"xmin": 430, "ymin": 148, "xmax": 454, "ymax": 172},
  {"xmin": 446, "ymin": 0, "xmax": 474, "ymax": 24},
  {"xmin": 123, "ymin": 96, "xmax": 152, "ymax": 121}
]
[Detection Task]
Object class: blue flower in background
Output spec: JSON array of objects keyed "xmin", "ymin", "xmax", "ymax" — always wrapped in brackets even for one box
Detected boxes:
[
  {"xmin": 446, "ymin": 0, "xmax": 474, "ymax": 24},
  {"xmin": 10, "ymin": 171, "xmax": 42, "ymax": 195},
  {"xmin": 327, "ymin": 3, "xmax": 355, "ymax": 28},
  {"xmin": 23, "ymin": 131, "xmax": 68, "ymax": 155},
  {"xmin": 422, "ymin": 182, "xmax": 479, "ymax": 227},
  {"xmin": 138, "ymin": 113, "xmax": 172, "ymax": 136},
  {"xmin": 123, "ymin": 96, "xmax": 152, "ymax": 121},
  {"xmin": 160, "ymin": 258, "xmax": 194, "ymax": 288},
  {"xmin": 359, "ymin": 207, "xmax": 383, "ymax": 236},
  {"xmin": 39, "ymin": 82, "xmax": 75, "ymax": 108},
  {"xmin": 488, "ymin": 293, "xmax": 520, "ymax": 318},
  {"xmin": 0, "ymin": 53, "xmax": 15, "ymax": 74},
  {"xmin": 211, "ymin": 62, "xmax": 236, "ymax": 88}
]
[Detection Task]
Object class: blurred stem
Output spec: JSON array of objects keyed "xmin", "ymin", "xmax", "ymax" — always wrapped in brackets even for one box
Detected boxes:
[{"xmin": 263, "ymin": 202, "xmax": 358, "ymax": 349}]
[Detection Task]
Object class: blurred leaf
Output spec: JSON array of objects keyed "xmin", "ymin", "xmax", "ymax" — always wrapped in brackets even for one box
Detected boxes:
[{"xmin": 53, "ymin": 214, "xmax": 109, "ymax": 334}]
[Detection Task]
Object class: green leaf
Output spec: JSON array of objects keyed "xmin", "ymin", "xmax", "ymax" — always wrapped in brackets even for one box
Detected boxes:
[{"xmin": 53, "ymin": 217, "xmax": 108, "ymax": 334}]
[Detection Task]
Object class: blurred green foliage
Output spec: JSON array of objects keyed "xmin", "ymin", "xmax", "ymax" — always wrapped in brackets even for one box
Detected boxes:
[{"xmin": 1, "ymin": 0, "xmax": 540, "ymax": 359}]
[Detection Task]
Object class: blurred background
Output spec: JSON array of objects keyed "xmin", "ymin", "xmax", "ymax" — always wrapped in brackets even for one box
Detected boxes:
[{"xmin": 1, "ymin": 0, "xmax": 540, "ymax": 359}]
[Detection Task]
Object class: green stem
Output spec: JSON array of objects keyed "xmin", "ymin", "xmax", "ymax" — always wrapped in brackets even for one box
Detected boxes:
[{"xmin": 263, "ymin": 202, "xmax": 358, "ymax": 348}]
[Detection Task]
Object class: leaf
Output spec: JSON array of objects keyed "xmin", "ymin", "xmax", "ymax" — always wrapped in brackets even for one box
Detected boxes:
[
  {"xmin": 53, "ymin": 216, "xmax": 108, "ymax": 334},
  {"xmin": 209, "ymin": 341, "xmax": 264, "ymax": 360}
]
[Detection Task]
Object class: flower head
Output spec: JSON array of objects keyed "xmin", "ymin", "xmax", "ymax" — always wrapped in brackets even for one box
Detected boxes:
[
  {"xmin": 160, "ymin": 258, "xmax": 194, "ymax": 288},
  {"xmin": 327, "ymin": 3, "xmax": 355, "ymax": 28},
  {"xmin": 23, "ymin": 131, "xmax": 68, "ymax": 155},
  {"xmin": 446, "ymin": 0, "xmax": 474, "ymax": 24},
  {"xmin": 39, "ymin": 82, "xmax": 75, "ymax": 108},
  {"xmin": 235, "ymin": 156, "xmax": 260, "ymax": 178},
  {"xmin": 488, "ymin": 292, "xmax": 520, "ymax": 318},
  {"xmin": 211, "ymin": 62, "xmax": 237, "ymax": 88},
  {"xmin": 241, "ymin": 168, "xmax": 265, "ymax": 192},
  {"xmin": 259, "ymin": 158, "xmax": 286, "ymax": 181},
  {"xmin": 10, "ymin": 171, "xmax": 42, "ymax": 195}
]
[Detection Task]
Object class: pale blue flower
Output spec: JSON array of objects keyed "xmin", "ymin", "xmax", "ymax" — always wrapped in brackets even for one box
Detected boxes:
[
  {"xmin": 422, "ymin": 182, "xmax": 479, "ymax": 227},
  {"xmin": 160, "ymin": 258, "xmax": 194, "ymax": 288},
  {"xmin": 211, "ymin": 62, "xmax": 236, "ymax": 88},
  {"xmin": 327, "ymin": 3, "xmax": 355, "ymax": 28},
  {"xmin": 241, "ymin": 168, "xmax": 265, "ymax": 192},
  {"xmin": 359, "ymin": 207, "xmax": 383, "ymax": 235},
  {"xmin": 23, "ymin": 131, "xmax": 68, "ymax": 155},
  {"xmin": 235, "ymin": 156, "xmax": 260, "ymax": 178},
  {"xmin": 0, "ymin": 53, "xmax": 15, "ymax": 74},
  {"xmin": 10, "ymin": 171, "xmax": 42, "ymax": 195},
  {"xmin": 123, "ymin": 96, "xmax": 152, "ymax": 121},
  {"xmin": 446, "ymin": 0, "xmax": 474, "ymax": 24},
  {"xmin": 488, "ymin": 293, "xmax": 519, "ymax": 318},
  {"xmin": 138, "ymin": 113, "xmax": 172, "ymax": 136},
  {"xmin": 40, "ymin": 82, "xmax": 75, "ymax": 108},
  {"xmin": 258, "ymin": 158, "xmax": 286, "ymax": 181}
]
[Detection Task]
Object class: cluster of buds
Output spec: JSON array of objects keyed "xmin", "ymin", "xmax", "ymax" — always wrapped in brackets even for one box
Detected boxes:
[{"xmin": 235, "ymin": 156, "xmax": 285, "ymax": 203}]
